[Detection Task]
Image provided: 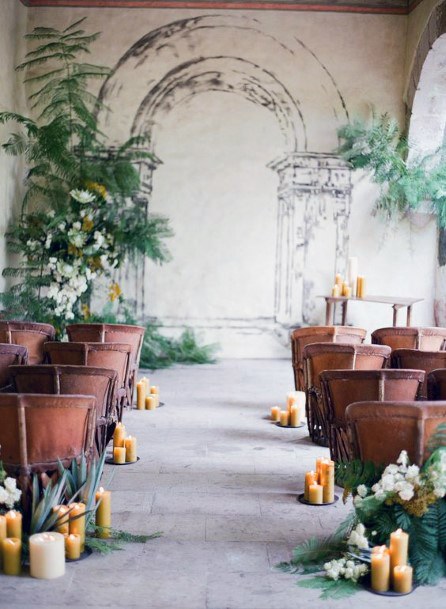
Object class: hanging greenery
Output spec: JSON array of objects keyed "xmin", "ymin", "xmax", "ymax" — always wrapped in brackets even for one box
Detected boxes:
[{"xmin": 336, "ymin": 113, "xmax": 446, "ymax": 226}]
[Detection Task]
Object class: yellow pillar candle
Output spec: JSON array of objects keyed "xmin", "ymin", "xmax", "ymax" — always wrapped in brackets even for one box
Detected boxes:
[
  {"xmin": 270, "ymin": 406, "xmax": 281, "ymax": 422},
  {"xmin": 29, "ymin": 532, "xmax": 65, "ymax": 579},
  {"xmin": 113, "ymin": 422, "xmax": 126, "ymax": 448},
  {"xmin": 5, "ymin": 511, "xmax": 22, "ymax": 540},
  {"xmin": 320, "ymin": 459, "xmax": 335, "ymax": 503},
  {"xmin": 65, "ymin": 533, "xmax": 81, "ymax": 560},
  {"xmin": 304, "ymin": 471, "xmax": 318, "ymax": 501},
  {"xmin": 0, "ymin": 515, "xmax": 6, "ymax": 568},
  {"xmin": 145, "ymin": 396, "xmax": 156, "ymax": 410},
  {"xmin": 343, "ymin": 286, "xmax": 352, "ymax": 298},
  {"xmin": 53, "ymin": 505, "xmax": 70, "ymax": 535},
  {"xmin": 335, "ymin": 273, "xmax": 343, "ymax": 287},
  {"xmin": 332, "ymin": 284, "xmax": 340, "ymax": 297},
  {"xmin": 150, "ymin": 385, "xmax": 159, "ymax": 395},
  {"xmin": 390, "ymin": 529, "xmax": 409, "ymax": 576},
  {"xmin": 371, "ymin": 547, "xmax": 390, "ymax": 592},
  {"xmin": 95, "ymin": 487, "xmax": 112, "ymax": 539},
  {"xmin": 68, "ymin": 502, "xmax": 86, "ymax": 552},
  {"xmin": 125, "ymin": 435, "xmax": 137, "ymax": 462},
  {"xmin": 113, "ymin": 446, "xmax": 126, "ymax": 463},
  {"xmin": 136, "ymin": 381, "xmax": 146, "ymax": 410},
  {"xmin": 140, "ymin": 376, "xmax": 149, "ymax": 391},
  {"xmin": 308, "ymin": 484, "xmax": 323, "ymax": 505},
  {"xmin": 315, "ymin": 457, "xmax": 325, "ymax": 482},
  {"xmin": 2, "ymin": 538, "xmax": 21, "ymax": 575},
  {"xmin": 289, "ymin": 406, "xmax": 300, "ymax": 427},
  {"xmin": 393, "ymin": 565, "xmax": 413, "ymax": 594},
  {"xmin": 279, "ymin": 410, "xmax": 289, "ymax": 427}
]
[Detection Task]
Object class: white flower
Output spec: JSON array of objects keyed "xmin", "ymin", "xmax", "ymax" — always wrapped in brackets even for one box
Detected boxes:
[
  {"xmin": 353, "ymin": 495, "xmax": 363, "ymax": 507},
  {"xmin": 73, "ymin": 221, "xmax": 81, "ymax": 230},
  {"xmin": 398, "ymin": 483, "xmax": 414, "ymax": 501},
  {"xmin": 381, "ymin": 474, "xmax": 396, "ymax": 492},
  {"xmin": 357, "ymin": 485, "xmax": 368, "ymax": 498},
  {"xmin": 58, "ymin": 222, "xmax": 66, "ymax": 231},
  {"xmin": 0, "ymin": 487, "xmax": 8, "ymax": 504},
  {"xmin": 48, "ymin": 209, "xmax": 55, "ymax": 218},
  {"xmin": 405, "ymin": 465, "xmax": 420, "ymax": 484},
  {"xmin": 70, "ymin": 189, "xmax": 95, "ymax": 204},
  {"xmin": 4, "ymin": 477, "xmax": 17, "ymax": 492},
  {"xmin": 385, "ymin": 464, "xmax": 399, "ymax": 475},
  {"xmin": 397, "ymin": 451, "xmax": 409, "ymax": 467}
]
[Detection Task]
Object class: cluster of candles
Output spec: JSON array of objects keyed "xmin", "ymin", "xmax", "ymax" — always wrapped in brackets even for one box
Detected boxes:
[
  {"xmin": 0, "ymin": 489, "xmax": 111, "ymax": 578},
  {"xmin": 136, "ymin": 376, "xmax": 160, "ymax": 410},
  {"xmin": 331, "ymin": 256, "xmax": 366, "ymax": 299},
  {"xmin": 304, "ymin": 457, "xmax": 335, "ymax": 504},
  {"xmin": 270, "ymin": 391, "xmax": 306, "ymax": 427},
  {"xmin": 371, "ymin": 529, "xmax": 412, "ymax": 594},
  {"xmin": 113, "ymin": 422, "xmax": 138, "ymax": 463}
]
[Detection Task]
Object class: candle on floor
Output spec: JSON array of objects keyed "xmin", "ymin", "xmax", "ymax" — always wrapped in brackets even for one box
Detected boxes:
[
  {"xmin": 2, "ymin": 538, "xmax": 21, "ymax": 575},
  {"xmin": 150, "ymin": 385, "xmax": 159, "ymax": 395},
  {"xmin": 136, "ymin": 380, "xmax": 146, "ymax": 410},
  {"xmin": 371, "ymin": 547, "xmax": 390, "ymax": 592},
  {"xmin": 65, "ymin": 533, "xmax": 81, "ymax": 560},
  {"xmin": 315, "ymin": 457, "xmax": 325, "ymax": 482},
  {"xmin": 95, "ymin": 487, "xmax": 111, "ymax": 539},
  {"xmin": 279, "ymin": 410, "xmax": 289, "ymax": 427},
  {"xmin": 68, "ymin": 502, "xmax": 86, "ymax": 552},
  {"xmin": 304, "ymin": 471, "xmax": 318, "ymax": 501},
  {"xmin": 125, "ymin": 436, "xmax": 137, "ymax": 462},
  {"xmin": 113, "ymin": 446, "xmax": 126, "ymax": 464},
  {"xmin": 113, "ymin": 422, "xmax": 126, "ymax": 448},
  {"xmin": 289, "ymin": 406, "xmax": 300, "ymax": 427},
  {"xmin": 270, "ymin": 406, "xmax": 281, "ymax": 422},
  {"xmin": 145, "ymin": 396, "xmax": 156, "ymax": 410},
  {"xmin": 53, "ymin": 505, "xmax": 69, "ymax": 535},
  {"xmin": 29, "ymin": 532, "xmax": 65, "ymax": 579},
  {"xmin": 140, "ymin": 376, "xmax": 149, "ymax": 391},
  {"xmin": 308, "ymin": 484, "xmax": 323, "ymax": 505},
  {"xmin": 0, "ymin": 515, "xmax": 6, "ymax": 566},
  {"xmin": 320, "ymin": 459, "xmax": 335, "ymax": 503},
  {"xmin": 393, "ymin": 565, "xmax": 413, "ymax": 594},
  {"xmin": 389, "ymin": 529, "xmax": 409, "ymax": 576},
  {"xmin": 5, "ymin": 511, "xmax": 22, "ymax": 540}
]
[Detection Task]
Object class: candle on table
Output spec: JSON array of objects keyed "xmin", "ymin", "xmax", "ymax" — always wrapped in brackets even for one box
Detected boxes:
[
  {"xmin": 279, "ymin": 410, "xmax": 289, "ymax": 427},
  {"xmin": 320, "ymin": 459, "xmax": 335, "ymax": 503},
  {"xmin": 347, "ymin": 256, "xmax": 358, "ymax": 294},
  {"xmin": 289, "ymin": 406, "xmax": 300, "ymax": 427},
  {"xmin": 332, "ymin": 284, "xmax": 340, "ymax": 297},
  {"xmin": 145, "ymin": 396, "xmax": 156, "ymax": 410},
  {"xmin": 68, "ymin": 502, "xmax": 86, "ymax": 552},
  {"xmin": 113, "ymin": 422, "xmax": 126, "ymax": 448},
  {"xmin": 371, "ymin": 547, "xmax": 390, "ymax": 592},
  {"xmin": 308, "ymin": 484, "xmax": 323, "ymax": 505},
  {"xmin": 270, "ymin": 406, "xmax": 281, "ymax": 422},
  {"xmin": 304, "ymin": 471, "xmax": 318, "ymax": 501},
  {"xmin": 125, "ymin": 436, "xmax": 137, "ymax": 462},
  {"xmin": 53, "ymin": 505, "xmax": 69, "ymax": 535},
  {"xmin": 65, "ymin": 533, "xmax": 81, "ymax": 560},
  {"xmin": 335, "ymin": 273, "xmax": 343, "ymax": 287},
  {"xmin": 2, "ymin": 538, "xmax": 21, "ymax": 575},
  {"xmin": 29, "ymin": 532, "xmax": 65, "ymax": 579},
  {"xmin": 341, "ymin": 281, "xmax": 349, "ymax": 297},
  {"xmin": 5, "ymin": 511, "xmax": 22, "ymax": 540},
  {"xmin": 95, "ymin": 487, "xmax": 111, "ymax": 539},
  {"xmin": 356, "ymin": 275, "xmax": 365, "ymax": 298},
  {"xmin": 389, "ymin": 529, "xmax": 409, "ymax": 577},
  {"xmin": 136, "ymin": 380, "xmax": 146, "ymax": 410},
  {"xmin": 343, "ymin": 286, "xmax": 352, "ymax": 298},
  {"xmin": 113, "ymin": 446, "xmax": 126, "ymax": 464},
  {"xmin": 393, "ymin": 565, "xmax": 413, "ymax": 594}
]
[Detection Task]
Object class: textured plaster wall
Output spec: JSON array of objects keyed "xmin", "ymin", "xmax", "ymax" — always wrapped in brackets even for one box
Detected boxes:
[
  {"xmin": 20, "ymin": 8, "xmax": 436, "ymax": 356},
  {"xmin": 0, "ymin": 0, "xmax": 27, "ymax": 292}
]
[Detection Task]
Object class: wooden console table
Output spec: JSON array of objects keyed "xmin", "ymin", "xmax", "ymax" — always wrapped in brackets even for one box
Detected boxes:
[{"xmin": 319, "ymin": 295, "xmax": 424, "ymax": 327}]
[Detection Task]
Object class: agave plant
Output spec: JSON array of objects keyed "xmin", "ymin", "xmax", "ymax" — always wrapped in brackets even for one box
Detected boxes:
[{"xmin": 29, "ymin": 471, "xmax": 68, "ymax": 534}]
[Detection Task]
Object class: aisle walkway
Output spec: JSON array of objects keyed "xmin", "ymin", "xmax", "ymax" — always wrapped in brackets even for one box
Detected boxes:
[{"xmin": 3, "ymin": 360, "xmax": 445, "ymax": 608}]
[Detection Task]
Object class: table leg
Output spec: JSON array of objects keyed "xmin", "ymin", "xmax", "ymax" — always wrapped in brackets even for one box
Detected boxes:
[
  {"xmin": 406, "ymin": 306, "xmax": 412, "ymax": 327},
  {"xmin": 342, "ymin": 301, "xmax": 348, "ymax": 326},
  {"xmin": 392, "ymin": 305, "xmax": 398, "ymax": 327},
  {"xmin": 325, "ymin": 302, "xmax": 332, "ymax": 325}
]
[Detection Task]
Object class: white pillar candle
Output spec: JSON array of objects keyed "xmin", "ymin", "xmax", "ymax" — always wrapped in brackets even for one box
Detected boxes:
[
  {"xmin": 347, "ymin": 257, "xmax": 358, "ymax": 293},
  {"xmin": 29, "ymin": 532, "xmax": 65, "ymax": 579}
]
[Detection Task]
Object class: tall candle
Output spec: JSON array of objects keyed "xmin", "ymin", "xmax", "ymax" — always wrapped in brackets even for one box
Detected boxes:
[
  {"xmin": 390, "ymin": 529, "xmax": 409, "ymax": 576},
  {"xmin": 68, "ymin": 502, "xmax": 86, "ymax": 552},
  {"xmin": 113, "ymin": 446, "xmax": 126, "ymax": 463},
  {"xmin": 2, "ymin": 538, "xmax": 21, "ymax": 575},
  {"xmin": 65, "ymin": 533, "xmax": 81, "ymax": 560},
  {"xmin": 371, "ymin": 548, "xmax": 390, "ymax": 592},
  {"xmin": 290, "ymin": 406, "xmax": 300, "ymax": 427},
  {"xmin": 53, "ymin": 505, "xmax": 69, "ymax": 535},
  {"xmin": 347, "ymin": 256, "xmax": 358, "ymax": 293},
  {"xmin": 308, "ymin": 484, "xmax": 323, "ymax": 505},
  {"xmin": 304, "ymin": 471, "xmax": 318, "ymax": 501},
  {"xmin": 5, "ymin": 511, "xmax": 22, "ymax": 540},
  {"xmin": 113, "ymin": 422, "xmax": 126, "ymax": 448},
  {"xmin": 393, "ymin": 565, "xmax": 413, "ymax": 594},
  {"xmin": 125, "ymin": 436, "xmax": 137, "ymax": 462},
  {"xmin": 320, "ymin": 460, "xmax": 335, "ymax": 503},
  {"xmin": 140, "ymin": 376, "xmax": 149, "ymax": 390},
  {"xmin": 315, "ymin": 457, "xmax": 325, "ymax": 482},
  {"xmin": 95, "ymin": 487, "xmax": 111, "ymax": 539},
  {"xmin": 29, "ymin": 532, "xmax": 65, "ymax": 579},
  {"xmin": 136, "ymin": 381, "xmax": 146, "ymax": 410},
  {"xmin": 279, "ymin": 410, "xmax": 289, "ymax": 427},
  {"xmin": 0, "ymin": 515, "xmax": 6, "ymax": 568},
  {"xmin": 145, "ymin": 396, "xmax": 156, "ymax": 410},
  {"xmin": 270, "ymin": 406, "xmax": 281, "ymax": 422}
]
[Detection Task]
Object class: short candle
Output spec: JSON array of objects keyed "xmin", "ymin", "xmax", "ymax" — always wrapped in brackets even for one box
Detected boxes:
[
  {"xmin": 279, "ymin": 410, "xmax": 289, "ymax": 427},
  {"xmin": 270, "ymin": 406, "xmax": 281, "ymax": 422},
  {"xmin": 2, "ymin": 537, "xmax": 21, "ymax": 575},
  {"xmin": 113, "ymin": 446, "xmax": 126, "ymax": 464},
  {"xmin": 393, "ymin": 565, "xmax": 413, "ymax": 594},
  {"xmin": 125, "ymin": 435, "xmax": 137, "ymax": 462},
  {"xmin": 371, "ymin": 547, "xmax": 390, "ymax": 592},
  {"xmin": 304, "ymin": 471, "xmax": 317, "ymax": 501},
  {"xmin": 65, "ymin": 533, "xmax": 81, "ymax": 560},
  {"xmin": 5, "ymin": 510, "xmax": 22, "ymax": 540},
  {"xmin": 308, "ymin": 484, "xmax": 323, "ymax": 504},
  {"xmin": 53, "ymin": 505, "xmax": 70, "ymax": 535},
  {"xmin": 29, "ymin": 532, "xmax": 65, "ymax": 579},
  {"xmin": 150, "ymin": 385, "xmax": 159, "ymax": 395},
  {"xmin": 145, "ymin": 396, "xmax": 156, "ymax": 410}
]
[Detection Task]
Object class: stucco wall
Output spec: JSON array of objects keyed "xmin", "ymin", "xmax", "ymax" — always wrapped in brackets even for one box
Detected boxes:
[
  {"xmin": 0, "ymin": 0, "xmax": 27, "ymax": 292},
  {"xmin": 18, "ymin": 7, "xmax": 436, "ymax": 356}
]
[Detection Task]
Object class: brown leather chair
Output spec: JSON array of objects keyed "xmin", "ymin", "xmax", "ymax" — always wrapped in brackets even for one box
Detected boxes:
[
  {"xmin": 321, "ymin": 369, "xmax": 425, "ymax": 462},
  {"xmin": 346, "ymin": 400, "xmax": 446, "ymax": 466},
  {"xmin": 0, "ymin": 393, "xmax": 96, "ymax": 511},
  {"xmin": 67, "ymin": 323, "xmax": 145, "ymax": 409},
  {"xmin": 303, "ymin": 343, "xmax": 391, "ymax": 446},
  {"xmin": 10, "ymin": 365, "xmax": 118, "ymax": 455},
  {"xmin": 0, "ymin": 321, "xmax": 55, "ymax": 365},
  {"xmin": 391, "ymin": 349, "xmax": 446, "ymax": 398},
  {"xmin": 427, "ymin": 369, "xmax": 446, "ymax": 400},
  {"xmin": 0, "ymin": 344, "xmax": 28, "ymax": 391},
  {"xmin": 372, "ymin": 327, "xmax": 446, "ymax": 351},
  {"xmin": 43, "ymin": 342, "xmax": 132, "ymax": 422},
  {"xmin": 291, "ymin": 326, "xmax": 366, "ymax": 391}
]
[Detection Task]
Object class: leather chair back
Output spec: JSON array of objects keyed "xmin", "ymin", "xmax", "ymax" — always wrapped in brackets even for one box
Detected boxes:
[
  {"xmin": 0, "ymin": 343, "xmax": 28, "ymax": 390},
  {"xmin": 0, "ymin": 321, "xmax": 55, "ymax": 365},
  {"xmin": 372, "ymin": 326, "xmax": 446, "ymax": 351},
  {"xmin": 391, "ymin": 349, "xmax": 446, "ymax": 398}
]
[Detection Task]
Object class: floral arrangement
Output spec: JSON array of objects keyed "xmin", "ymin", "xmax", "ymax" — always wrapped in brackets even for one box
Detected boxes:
[{"xmin": 0, "ymin": 463, "xmax": 21, "ymax": 510}]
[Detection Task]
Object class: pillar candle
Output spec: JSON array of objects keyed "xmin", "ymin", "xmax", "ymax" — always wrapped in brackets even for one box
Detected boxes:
[
  {"xmin": 389, "ymin": 529, "xmax": 409, "ymax": 576},
  {"xmin": 315, "ymin": 457, "xmax": 325, "ymax": 482},
  {"xmin": 2, "ymin": 538, "xmax": 21, "ymax": 575},
  {"xmin": 308, "ymin": 484, "xmax": 323, "ymax": 505},
  {"xmin": 95, "ymin": 487, "xmax": 111, "ymax": 539},
  {"xmin": 125, "ymin": 436, "xmax": 137, "ymax": 462},
  {"xmin": 341, "ymin": 281, "xmax": 349, "ymax": 297},
  {"xmin": 140, "ymin": 376, "xmax": 149, "ymax": 391},
  {"xmin": 393, "ymin": 565, "xmax": 413, "ymax": 594},
  {"xmin": 0, "ymin": 515, "xmax": 6, "ymax": 568},
  {"xmin": 279, "ymin": 410, "xmax": 289, "ymax": 427},
  {"xmin": 270, "ymin": 406, "xmax": 281, "ymax": 422},
  {"xmin": 113, "ymin": 446, "xmax": 126, "ymax": 464},
  {"xmin": 53, "ymin": 505, "xmax": 70, "ymax": 535},
  {"xmin": 356, "ymin": 275, "xmax": 365, "ymax": 298},
  {"xmin": 360, "ymin": 276, "xmax": 366, "ymax": 298},
  {"xmin": 290, "ymin": 406, "xmax": 300, "ymax": 427},
  {"xmin": 304, "ymin": 471, "xmax": 318, "ymax": 501},
  {"xmin": 371, "ymin": 548, "xmax": 390, "ymax": 592},
  {"xmin": 332, "ymin": 284, "xmax": 340, "ymax": 297},
  {"xmin": 5, "ymin": 511, "xmax": 22, "ymax": 540},
  {"xmin": 343, "ymin": 286, "xmax": 352, "ymax": 298},
  {"xmin": 65, "ymin": 533, "xmax": 81, "ymax": 560},
  {"xmin": 335, "ymin": 273, "xmax": 343, "ymax": 287},
  {"xmin": 113, "ymin": 422, "xmax": 126, "ymax": 448},
  {"xmin": 150, "ymin": 385, "xmax": 159, "ymax": 395},
  {"xmin": 136, "ymin": 381, "xmax": 146, "ymax": 410},
  {"xmin": 29, "ymin": 532, "xmax": 65, "ymax": 579},
  {"xmin": 320, "ymin": 459, "xmax": 335, "ymax": 503},
  {"xmin": 347, "ymin": 256, "xmax": 358, "ymax": 293},
  {"xmin": 68, "ymin": 502, "xmax": 86, "ymax": 552},
  {"xmin": 145, "ymin": 396, "xmax": 156, "ymax": 410}
]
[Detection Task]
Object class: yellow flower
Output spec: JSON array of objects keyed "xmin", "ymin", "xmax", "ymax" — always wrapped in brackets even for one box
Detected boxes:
[
  {"xmin": 68, "ymin": 244, "xmax": 82, "ymax": 257},
  {"xmin": 82, "ymin": 216, "xmax": 94, "ymax": 232},
  {"xmin": 108, "ymin": 282, "xmax": 122, "ymax": 302},
  {"xmin": 85, "ymin": 181, "xmax": 107, "ymax": 199},
  {"xmin": 81, "ymin": 304, "xmax": 90, "ymax": 320}
]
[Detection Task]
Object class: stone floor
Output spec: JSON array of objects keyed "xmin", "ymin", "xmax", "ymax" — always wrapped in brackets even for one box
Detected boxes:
[{"xmin": 2, "ymin": 359, "xmax": 446, "ymax": 608}]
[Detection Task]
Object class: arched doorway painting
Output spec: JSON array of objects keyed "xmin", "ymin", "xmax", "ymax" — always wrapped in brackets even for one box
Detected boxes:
[{"xmin": 96, "ymin": 14, "xmax": 353, "ymax": 355}]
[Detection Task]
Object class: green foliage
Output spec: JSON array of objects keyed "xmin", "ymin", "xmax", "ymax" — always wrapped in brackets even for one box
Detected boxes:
[
  {"xmin": 0, "ymin": 462, "xmax": 6, "ymax": 485},
  {"xmin": 297, "ymin": 575, "xmax": 359, "ymax": 600},
  {"xmin": 337, "ymin": 113, "xmax": 446, "ymax": 226},
  {"xmin": 85, "ymin": 529, "xmax": 161, "ymax": 554},
  {"xmin": 335, "ymin": 460, "xmax": 383, "ymax": 499},
  {"xmin": 29, "ymin": 471, "xmax": 68, "ymax": 534},
  {"xmin": 426, "ymin": 425, "xmax": 446, "ymax": 458}
]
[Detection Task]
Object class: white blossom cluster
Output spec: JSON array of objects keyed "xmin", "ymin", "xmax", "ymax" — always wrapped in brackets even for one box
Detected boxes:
[
  {"xmin": 70, "ymin": 189, "xmax": 96, "ymax": 204},
  {"xmin": 346, "ymin": 523, "xmax": 369, "ymax": 550},
  {"xmin": 324, "ymin": 557, "xmax": 368, "ymax": 582},
  {"xmin": 0, "ymin": 477, "xmax": 21, "ymax": 508},
  {"xmin": 426, "ymin": 449, "xmax": 446, "ymax": 498},
  {"xmin": 46, "ymin": 258, "xmax": 97, "ymax": 319}
]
